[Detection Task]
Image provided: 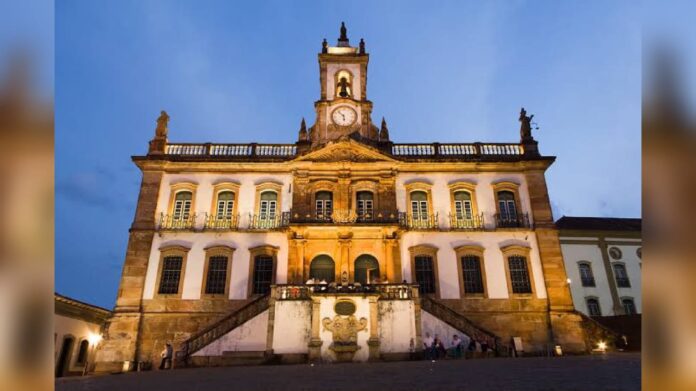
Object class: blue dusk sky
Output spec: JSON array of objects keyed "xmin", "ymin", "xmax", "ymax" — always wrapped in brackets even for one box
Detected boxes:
[{"xmin": 56, "ymin": 0, "xmax": 641, "ymax": 308}]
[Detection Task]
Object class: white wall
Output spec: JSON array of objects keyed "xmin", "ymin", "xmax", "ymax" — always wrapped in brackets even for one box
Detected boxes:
[
  {"xmin": 395, "ymin": 172, "xmax": 533, "ymax": 230},
  {"xmin": 420, "ymin": 310, "xmax": 471, "ymax": 349},
  {"xmin": 143, "ymin": 232, "xmax": 289, "ymax": 300},
  {"xmin": 609, "ymin": 240, "xmax": 642, "ymax": 313},
  {"xmin": 318, "ymin": 296, "xmax": 371, "ymax": 362},
  {"xmin": 378, "ymin": 300, "xmax": 417, "ymax": 353},
  {"xmin": 326, "ymin": 63, "xmax": 362, "ymax": 100},
  {"xmin": 192, "ymin": 310, "xmax": 268, "ymax": 356},
  {"xmin": 400, "ymin": 231, "xmax": 547, "ymax": 300},
  {"xmin": 55, "ymin": 314, "xmax": 102, "ymax": 372},
  {"xmin": 271, "ymin": 300, "xmax": 312, "ymax": 354}
]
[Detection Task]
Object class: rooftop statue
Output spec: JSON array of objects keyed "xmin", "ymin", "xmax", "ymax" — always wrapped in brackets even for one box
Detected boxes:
[
  {"xmin": 519, "ymin": 107, "xmax": 534, "ymax": 141},
  {"xmin": 155, "ymin": 110, "xmax": 169, "ymax": 138}
]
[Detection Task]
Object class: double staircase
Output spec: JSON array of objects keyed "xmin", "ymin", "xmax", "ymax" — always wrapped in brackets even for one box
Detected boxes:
[
  {"xmin": 175, "ymin": 294, "xmax": 270, "ymax": 367},
  {"xmin": 420, "ymin": 296, "xmax": 505, "ymax": 354}
]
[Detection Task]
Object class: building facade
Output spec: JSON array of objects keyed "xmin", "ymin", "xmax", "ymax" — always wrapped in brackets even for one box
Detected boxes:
[
  {"xmin": 55, "ymin": 293, "xmax": 110, "ymax": 377},
  {"xmin": 557, "ymin": 216, "xmax": 642, "ymax": 317},
  {"xmin": 94, "ymin": 25, "xmax": 586, "ymax": 372}
]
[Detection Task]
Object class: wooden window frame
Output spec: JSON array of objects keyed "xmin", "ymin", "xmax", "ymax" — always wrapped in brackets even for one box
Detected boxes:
[
  {"xmin": 201, "ymin": 245, "xmax": 235, "ymax": 299},
  {"xmin": 247, "ymin": 245, "xmax": 279, "ymax": 297},
  {"xmin": 621, "ymin": 296, "xmax": 636, "ymax": 315},
  {"xmin": 167, "ymin": 182, "xmax": 198, "ymax": 218},
  {"xmin": 454, "ymin": 245, "xmax": 487, "ymax": 298},
  {"xmin": 154, "ymin": 245, "xmax": 190, "ymax": 299},
  {"xmin": 315, "ymin": 190, "xmax": 334, "ymax": 219},
  {"xmin": 448, "ymin": 182, "xmax": 479, "ymax": 221},
  {"xmin": 501, "ymin": 245, "xmax": 536, "ymax": 298},
  {"xmin": 350, "ymin": 180, "xmax": 379, "ymax": 212},
  {"xmin": 405, "ymin": 182, "xmax": 434, "ymax": 219},
  {"xmin": 585, "ymin": 296, "xmax": 602, "ymax": 317},
  {"xmin": 254, "ymin": 182, "xmax": 283, "ymax": 217},
  {"xmin": 577, "ymin": 261, "xmax": 596, "ymax": 287},
  {"xmin": 210, "ymin": 182, "xmax": 240, "ymax": 220},
  {"xmin": 408, "ymin": 244, "xmax": 440, "ymax": 298},
  {"xmin": 492, "ymin": 181, "xmax": 522, "ymax": 221}
]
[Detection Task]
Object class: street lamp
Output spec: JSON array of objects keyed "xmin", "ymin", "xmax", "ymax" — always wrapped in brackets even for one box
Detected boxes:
[{"xmin": 82, "ymin": 333, "xmax": 103, "ymax": 376}]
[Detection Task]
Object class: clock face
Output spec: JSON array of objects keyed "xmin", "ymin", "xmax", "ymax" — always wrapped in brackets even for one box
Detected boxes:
[{"xmin": 331, "ymin": 106, "xmax": 357, "ymax": 126}]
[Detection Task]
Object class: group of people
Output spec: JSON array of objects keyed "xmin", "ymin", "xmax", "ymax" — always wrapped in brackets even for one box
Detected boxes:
[{"xmin": 422, "ymin": 332, "xmax": 484, "ymax": 360}]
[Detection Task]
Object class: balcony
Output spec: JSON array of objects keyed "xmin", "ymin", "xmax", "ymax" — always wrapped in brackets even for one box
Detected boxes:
[
  {"xmin": 494, "ymin": 213, "xmax": 531, "ymax": 229},
  {"xmin": 203, "ymin": 213, "xmax": 240, "ymax": 231},
  {"xmin": 400, "ymin": 213, "xmax": 439, "ymax": 230},
  {"xmin": 273, "ymin": 283, "xmax": 416, "ymax": 300},
  {"xmin": 158, "ymin": 213, "xmax": 196, "ymax": 231},
  {"xmin": 448, "ymin": 213, "xmax": 485, "ymax": 230},
  {"xmin": 287, "ymin": 209, "xmax": 402, "ymax": 225},
  {"xmin": 248, "ymin": 213, "xmax": 289, "ymax": 230}
]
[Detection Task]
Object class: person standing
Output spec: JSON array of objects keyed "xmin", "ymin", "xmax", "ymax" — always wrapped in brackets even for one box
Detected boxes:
[
  {"xmin": 423, "ymin": 332, "xmax": 434, "ymax": 360},
  {"xmin": 159, "ymin": 342, "xmax": 173, "ymax": 370}
]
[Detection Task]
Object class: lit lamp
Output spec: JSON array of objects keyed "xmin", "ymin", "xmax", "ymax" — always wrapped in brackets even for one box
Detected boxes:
[
  {"xmin": 597, "ymin": 341, "xmax": 607, "ymax": 353},
  {"xmin": 566, "ymin": 278, "xmax": 572, "ymax": 284}
]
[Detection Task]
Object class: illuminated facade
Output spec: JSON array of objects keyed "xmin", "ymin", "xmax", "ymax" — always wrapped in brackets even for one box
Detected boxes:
[{"xmin": 94, "ymin": 24, "xmax": 587, "ymax": 371}]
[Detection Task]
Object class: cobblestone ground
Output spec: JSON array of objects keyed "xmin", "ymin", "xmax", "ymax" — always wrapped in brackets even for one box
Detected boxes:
[{"xmin": 56, "ymin": 353, "xmax": 640, "ymax": 391}]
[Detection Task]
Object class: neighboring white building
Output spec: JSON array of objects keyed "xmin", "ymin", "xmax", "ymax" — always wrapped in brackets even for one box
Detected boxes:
[
  {"xmin": 55, "ymin": 293, "xmax": 111, "ymax": 377},
  {"xmin": 557, "ymin": 217, "xmax": 642, "ymax": 317}
]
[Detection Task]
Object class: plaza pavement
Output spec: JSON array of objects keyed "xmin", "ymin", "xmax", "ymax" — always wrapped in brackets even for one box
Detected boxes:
[{"xmin": 56, "ymin": 353, "xmax": 640, "ymax": 391}]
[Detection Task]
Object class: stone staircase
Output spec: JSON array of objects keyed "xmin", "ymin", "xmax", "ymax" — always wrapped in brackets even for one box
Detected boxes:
[
  {"xmin": 420, "ymin": 296, "xmax": 506, "ymax": 354},
  {"xmin": 175, "ymin": 294, "xmax": 270, "ymax": 367},
  {"xmin": 576, "ymin": 310, "xmax": 628, "ymax": 352}
]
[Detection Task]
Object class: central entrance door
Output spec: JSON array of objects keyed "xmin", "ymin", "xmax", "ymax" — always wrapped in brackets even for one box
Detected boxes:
[{"xmin": 309, "ymin": 255, "xmax": 335, "ymax": 282}]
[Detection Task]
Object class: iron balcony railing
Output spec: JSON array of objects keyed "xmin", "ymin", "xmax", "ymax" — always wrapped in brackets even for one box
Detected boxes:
[
  {"xmin": 287, "ymin": 209, "xmax": 402, "ymax": 225},
  {"xmin": 448, "ymin": 213, "xmax": 485, "ymax": 230},
  {"xmin": 494, "ymin": 213, "xmax": 531, "ymax": 229},
  {"xmin": 248, "ymin": 212, "xmax": 290, "ymax": 230},
  {"xmin": 203, "ymin": 213, "xmax": 240, "ymax": 230},
  {"xmin": 400, "ymin": 213, "xmax": 439, "ymax": 230},
  {"xmin": 158, "ymin": 213, "xmax": 197, "ymax": 230}
]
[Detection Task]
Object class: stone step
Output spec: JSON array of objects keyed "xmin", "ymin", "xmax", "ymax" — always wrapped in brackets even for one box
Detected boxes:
[{"xmin": 221, "ymin": 350, "xmax": 266, "ymax": 359}]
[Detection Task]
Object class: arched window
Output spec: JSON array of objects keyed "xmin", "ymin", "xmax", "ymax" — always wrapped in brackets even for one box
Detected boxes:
[
  {"xmin": 578, "ymin": 262, "xmax": 596, "ymax": 287},
  {"xmin": 507, "ymin": 256, "xmax": 532, "ymax": 294},
  {"xmin": 75, "ymin": 339, "xmax": 89, "ymax": 365},
  {"xmin": 55, "ymin": 336, "xmax": 75, "ymax": 378},
  {"xmin": 354, "ymin": 255, "xmax": 380, "ymax": 284},
  {"xmin": 310, "ymin": 255, "xmax": 335, "ymax": 282},
  {"xmin": 461, "ymin": 255, "xmax": 484, "ymax": 294},
  {"xmin": 252, "ymin": 255, "xmax": 274, "ymax": 295},
  {"xmin": 613, "ymin": 263, "xmax": 631, "ymax": 287},
  {"xmin": 410, "ymin": 191, "xmax": 428, "ymax": 221},
  {"xmin": 453, "ymin": 191, "xmax": 473, "ymax": 220},
  {"xmin": 205, "ymin": 255, "xmax": 229, "ymax": 295},
  {"xmin": 216, "ymin": 191, "xmax": 235, "ymax": 220},
  {"xmin": 356, "ymin": 191, "xmax": 374, "ymax": 220},
  {"xmin": 586, "ymin": 297, "xmax": 602, "ymax": 317},
  {"xmin": 172, "ymin": 191, "xmax": 193, "ymax": 220},
  {"xmin": 497, "ymin": 191, "xmax": 517, "ymax": 221},
  {"xmin": 622, "ymin": 297, "xmax": 637, "ymax": 315},
  {"xmin": 158, "ymin": 255, "xmax": 184, "ymax": 294},
  {"xmin": 315, "ymin": 191, "xmax": 333, "ymax": 220},
  {"xmin": 259, "ymin": 191, "xmax": 278, "ymax": 220}
]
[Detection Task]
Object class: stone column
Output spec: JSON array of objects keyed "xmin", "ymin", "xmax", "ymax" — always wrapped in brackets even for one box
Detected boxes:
[
  {"xmin": 296, "ymin": 239, "xmax": 307, "ymax": 283},
  {"xmin": 308, "ymin": 297, "xmax": 323, "ymax": 361},
  {"xmin": 367, "ymin": 296, "xmax": 380, "ymax": 360},
  {"xmin": 94, "ymin": 169, "xmax": 164, "ymax": 373},
  {"xmin": 338, "ymin": 236, "xmax": 352, "ymax": 281},
  {"xmin": 383, "ymin": 238, "xmax": 401, "ymax": 283}
]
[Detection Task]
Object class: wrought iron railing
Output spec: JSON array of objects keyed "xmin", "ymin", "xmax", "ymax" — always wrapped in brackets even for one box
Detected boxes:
[
  {"xmin": 247, "ymin": 212, "xmax": 289, "ymax": 230},
  {"xmin": 203, "ymin": 213, "xmax": 240, "ymax": 230},
  {"xmin": 275, "ymin": 283, "xmax": 417, "ymax": 299},
  {"xmin": 177, "ymin": 294, "xmax": 270, "ymax": 362},
  {"xmin": 275, "ymin": 285, "xmax": 312, "ymax": 300},
  {"xmin": 158, "ymin": 213, "xmax": 197, "ymax": 230},
  {"xmin": 494, "ymin": 213, "xmax": 531, "ymax": 229},
  {"xmin": 448, "ymin": 213, "xmax": 485, "ymax": 230},
  {"xmin": 400, "ymin": 213, "xmax": 439, "ymax": 230},
  {"xmin": 420, "ymin": 296, "xmax": 503, "ymax": 354},
  {"xmin": 287, "ymin": 209, "xmax": 402, "ymax": 225}
]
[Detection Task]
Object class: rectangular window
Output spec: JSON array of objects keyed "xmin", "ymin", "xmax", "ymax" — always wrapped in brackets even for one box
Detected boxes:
[
  {"xmin": 357, "ymin": 199, "xmax": 373, "ymax": 218},
  {"xmin": 252, "ymin": 255, "xmax": 274, "ymax": 295},
  {"xmin": 414, "ymin": 255, "xmax": 436, "ymax": 295},
  {"xmin": 217, "ymin": 201, "xmax": 234, "ymax": 219},
  {"xmin": 205, "ymin": 256, "xmax": 228, "ymax": 295},
  {"xmin": 613, "ymin": 264, "xmax": 631, "ymax": 288},
  {"xmin": 508, "ymin": 256, "xmax": 532, "ymax": 294},
  {"xmin": 173, "ymin": 200, "xmax": 191, "ymax": 220},
  {"xmin": 260, "ymin": 200, "xmax": 277, "ymax": 220},
  {"xmin": 158, "ymin": 256, "xmax": 183, "ymax": 294},
  {"xmin": 455, "ymin": 200, "xmax": 473, "ymax": 220},
  {"xmin": 579, "ymin": 263, "xmax": 596, "ymax": 287},
  {"xmin": 587, "ymin": 299, "xmax": 601, "ymax": 317},
  {"xmin": 461, "ymin": 255, "xmax": 484, "ymax": 294}
]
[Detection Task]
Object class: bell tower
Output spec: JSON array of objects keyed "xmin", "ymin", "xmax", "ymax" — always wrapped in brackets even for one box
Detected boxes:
[{"xmin": 308, "ymin": 23, "xmax": 380, "ymax": 145}]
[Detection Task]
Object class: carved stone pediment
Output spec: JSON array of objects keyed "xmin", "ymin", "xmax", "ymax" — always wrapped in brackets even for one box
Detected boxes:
[
  {"xmin": 322, "ymin": 314, "xmax": 368, "ymax": 345},
  {"xmin": 294, "ymin": 138, "xmax": 395, "ymax": 163}
]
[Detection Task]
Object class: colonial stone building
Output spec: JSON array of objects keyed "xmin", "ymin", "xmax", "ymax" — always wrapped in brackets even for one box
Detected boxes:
[{"xmin": 94, "ymin": 24, "xmax": 586, "ymax": 372}]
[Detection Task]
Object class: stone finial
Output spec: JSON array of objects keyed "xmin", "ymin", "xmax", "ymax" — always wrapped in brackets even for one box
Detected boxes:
[
  {"xmin": 359, "ymin": 38, "xmax": 365, "ymax": 54},
  {"xmin": 379, "ymin": 117, "xmax": 390, "ymax": 141},
  {"xmin": 298, "ymin": 117, "xmax": 308, "ymax": 141},
  {"xmin": 322, "ymin": 38, "xmax": 328, "ymax": 54},
  {"xmin": 519, "ymin": 107, "xmax": 535, "ymax": 142},
  {"xmin": 337, "ymin": 22, "xmax": 349, "ymax": 46}
]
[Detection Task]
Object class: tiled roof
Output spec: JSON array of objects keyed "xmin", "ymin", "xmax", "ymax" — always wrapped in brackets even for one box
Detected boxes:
[{"xmin": 555, "ymin": 216, "xmax": 641, "ymax": 232}]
